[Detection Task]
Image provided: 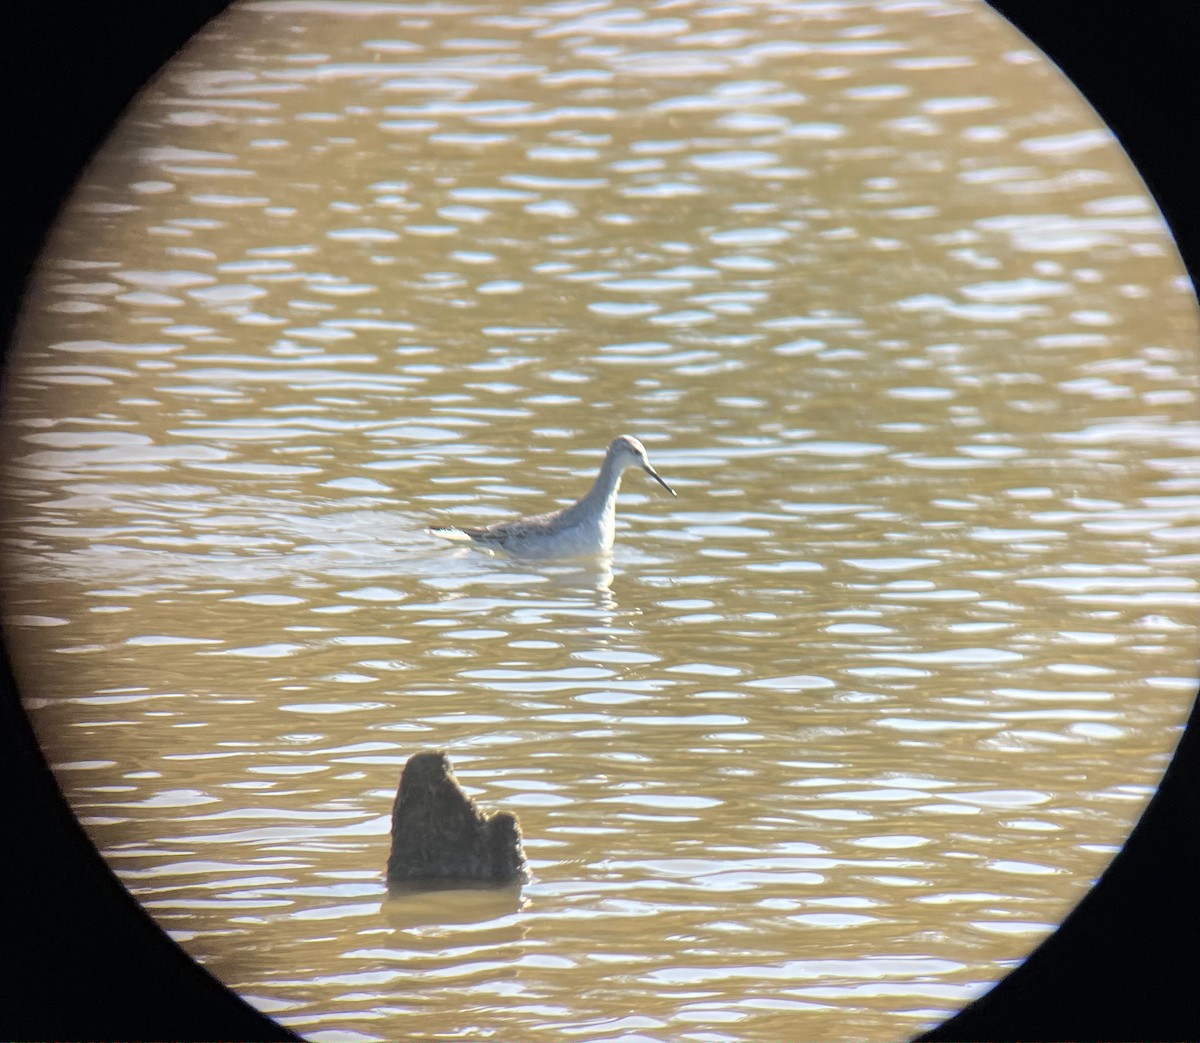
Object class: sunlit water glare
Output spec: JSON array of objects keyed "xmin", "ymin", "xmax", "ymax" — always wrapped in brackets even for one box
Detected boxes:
[{"xmin": 3, "ymin": 1, "xmax": 1199, "ymax": 1040}]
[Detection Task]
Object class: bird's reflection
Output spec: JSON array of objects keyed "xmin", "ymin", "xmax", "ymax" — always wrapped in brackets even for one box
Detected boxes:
[{"xmin": 540, "ymin": 557, "xmax": 616, "ymax": 614}]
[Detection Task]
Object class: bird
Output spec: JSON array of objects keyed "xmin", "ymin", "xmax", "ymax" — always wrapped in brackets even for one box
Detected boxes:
[{"xmin": 428, "ymin": 434, "xmax": 676, "ymax": 559}]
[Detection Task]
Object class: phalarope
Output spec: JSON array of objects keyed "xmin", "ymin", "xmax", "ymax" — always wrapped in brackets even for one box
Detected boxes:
[{"xmin": 429, "ymin": 434, "xmax": 676, "ymax": 559}]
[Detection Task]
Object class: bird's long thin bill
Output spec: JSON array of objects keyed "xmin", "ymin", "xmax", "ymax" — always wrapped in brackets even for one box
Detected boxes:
[{"xmin": 646, "ymin": 467, "xmax": 676, "ymax": 496}]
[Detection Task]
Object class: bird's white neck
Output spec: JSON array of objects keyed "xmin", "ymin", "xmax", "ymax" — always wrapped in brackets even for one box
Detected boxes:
[{"xmin": 575, "ymin": 448, "xmax": 627, "ymax": 515}]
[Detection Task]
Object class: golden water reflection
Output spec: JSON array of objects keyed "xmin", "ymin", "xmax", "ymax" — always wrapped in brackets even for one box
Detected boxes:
[{"xmin": 4, "ymin": 0, "xmax": 1199, "ymax": 1040}]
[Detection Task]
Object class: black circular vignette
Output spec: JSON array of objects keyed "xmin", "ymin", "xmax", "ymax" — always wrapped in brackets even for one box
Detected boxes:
[
  {"xmin": 2, "ymin": 5, "xmax": 300, "ymax": 1040},
  {"xmin": 917, "ymin": 3, "xmax": 1200, "ymax": 1039},
  {"xmin": 1, "ymin": 2, "xmax": 1197, "ymax": 1041}
]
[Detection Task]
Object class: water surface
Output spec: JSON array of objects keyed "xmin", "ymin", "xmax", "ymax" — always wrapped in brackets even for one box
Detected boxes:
[{"xmin": 4, "ymin": 1, "xmax": 1199, "ymax": 1040}]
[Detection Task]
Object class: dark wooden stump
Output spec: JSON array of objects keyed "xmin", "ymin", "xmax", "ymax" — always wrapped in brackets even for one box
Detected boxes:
[{"xmin": 386, "ymin": 751, "xmax": 528, "ymax": 887}]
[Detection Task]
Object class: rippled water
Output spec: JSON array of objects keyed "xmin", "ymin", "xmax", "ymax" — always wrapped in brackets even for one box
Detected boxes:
[{"xmin": 4, "ymin": 1, "xmax": 1199, "ymax": 1040}]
